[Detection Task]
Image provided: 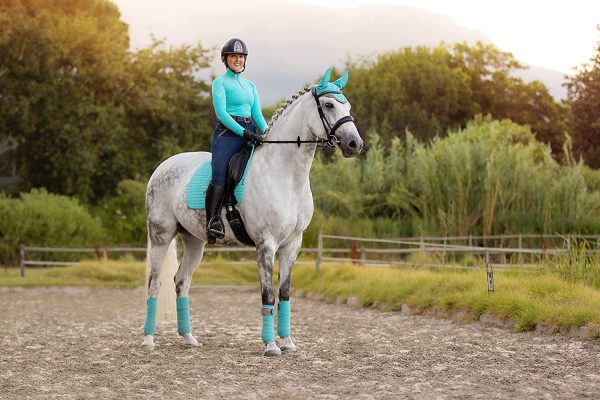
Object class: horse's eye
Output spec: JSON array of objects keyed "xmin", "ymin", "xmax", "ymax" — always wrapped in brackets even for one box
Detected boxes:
[{"xmin": 324, "ymin": 102, "xmax": 334, "ymax": 109}]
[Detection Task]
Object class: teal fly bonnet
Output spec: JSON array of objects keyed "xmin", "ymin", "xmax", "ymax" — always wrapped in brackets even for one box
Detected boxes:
[{"xmin": 315, "ymin": 67, "xmax": 349, "ymax": 103}]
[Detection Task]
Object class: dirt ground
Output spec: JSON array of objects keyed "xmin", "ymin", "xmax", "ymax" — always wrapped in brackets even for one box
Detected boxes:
[{"xmin": 0, "ymin": 286, "xmax": 599, "ymax": 399}]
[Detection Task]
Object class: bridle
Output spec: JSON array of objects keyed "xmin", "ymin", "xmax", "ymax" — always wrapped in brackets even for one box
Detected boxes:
[
  {"xmin": 311, "ymin": 87, "xmax": 355, "ymax": 147},
  {"xmin": 261, "ymin": 87, "xmax": 356, "ymax": 148}
]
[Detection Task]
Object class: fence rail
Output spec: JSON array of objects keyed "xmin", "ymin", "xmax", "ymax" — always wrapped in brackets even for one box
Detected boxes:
[
  {"xmin": 17, "ymin": 232, "xmax": 599, "ymax": 277},
  {"xmin": 314, "ymin": 232, "xmax": 600, "ymax": 272}
]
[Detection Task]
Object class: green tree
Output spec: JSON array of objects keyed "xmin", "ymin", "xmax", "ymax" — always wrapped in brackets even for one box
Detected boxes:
[
  {"xmin": 103, "ymin": 38, "xmax": 214, "ymax": 194},
  {"xmin": 449, "ymin": 42, "xmax": 568, "ymax": 153},
  {"xmin": 0, "ymin": 0, "xmax": 215, "ymax": 200},
  {"xmin": 343, "ymin": 42, "xmax": 567, "ymax": 152},
  {"xmin": 344, "ymin": 46, "xmax": 473, "ymax": 143},
  {"xmin": 0, "ymin": 0, "xmax": 130, "ymax": 199},
  {"xmin": 565, "ymin": 25, "xmax": 600, "ymax": 168}
]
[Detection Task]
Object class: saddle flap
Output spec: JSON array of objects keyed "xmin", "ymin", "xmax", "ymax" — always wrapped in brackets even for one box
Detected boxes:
[{"xmin": 225, "ymin": 144, "xmax": 253, "ymax": 204}]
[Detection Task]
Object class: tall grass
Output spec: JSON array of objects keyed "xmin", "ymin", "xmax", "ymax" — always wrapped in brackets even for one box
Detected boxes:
[
  {"xmin": 548, "ymin": 238, "xmax": 600, "ymax": 289},
  {"xmin": 293, "ymin": 265, "xmax": 600, "ymax": 335},
  {"xmin": 309, "ymin": 118, "xmax": 600, "ymax": 244}
]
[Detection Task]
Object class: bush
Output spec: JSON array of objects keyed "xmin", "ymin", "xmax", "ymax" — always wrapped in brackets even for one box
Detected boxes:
[
  {"xmin": 92, "ymin": 180, "xmax": 147, "ymax": 246},
  {"xmin": 0, "ymin": 189, "xmax": 105, "ymax": 265},
  {"xmin": 309, "ymin": 118, "xmax": 600, "ymax": 238}
]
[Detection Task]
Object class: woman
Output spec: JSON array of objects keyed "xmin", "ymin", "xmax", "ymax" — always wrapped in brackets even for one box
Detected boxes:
[{"xmin": 206, "ymin": 38, "xmax": 267, "ymax": 244}]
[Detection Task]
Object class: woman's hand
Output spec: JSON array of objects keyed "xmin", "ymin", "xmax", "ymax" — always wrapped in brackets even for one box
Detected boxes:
[{"xmin": 243, "ymin": 129, "xmax": 263, "ymax": 146}]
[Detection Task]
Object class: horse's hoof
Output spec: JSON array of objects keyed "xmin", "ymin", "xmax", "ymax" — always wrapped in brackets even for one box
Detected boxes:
[
  {"xmin": 141, "ymin": 335, "xmax": 155, "ymax": 350},
  {"xmin": 181, "ymin": 333, "xmax": 200, "ymax": 347},
  {"xmin": 280, "ymin": 336, "xmax": 297, "ymax": 352},
  {"xmin": 263, "ymin": 341, "xmax": 281, "ymax": 357}
]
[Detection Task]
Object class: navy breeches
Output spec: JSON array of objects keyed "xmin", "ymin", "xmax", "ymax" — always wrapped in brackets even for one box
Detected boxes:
[{"xmin": 210, "ymin": 121, "xmax": 255, "ymax": 187}]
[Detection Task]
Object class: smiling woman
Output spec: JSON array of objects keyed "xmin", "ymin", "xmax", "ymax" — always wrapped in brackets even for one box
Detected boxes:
[{"xmin": 206, "ymin": 38, "xmax": 268, "ymax": 243}]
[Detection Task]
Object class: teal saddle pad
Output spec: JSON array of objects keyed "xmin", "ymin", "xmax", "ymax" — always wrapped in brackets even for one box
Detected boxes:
[{"xmin": 186, "ymin": 149, "xmax": 254, "ymax": 209}]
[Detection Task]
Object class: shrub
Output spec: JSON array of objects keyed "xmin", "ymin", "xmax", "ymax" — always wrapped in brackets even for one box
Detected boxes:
[
  {"xmin": 92, "ymin": 180, "xmax": 147, "ymax": 246},
  {"xmin": 0, "ymin": 189, "xmax": 105, "ymax": 265}
]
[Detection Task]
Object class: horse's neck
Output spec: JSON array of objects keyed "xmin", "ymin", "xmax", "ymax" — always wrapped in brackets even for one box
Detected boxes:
[{"xmin": 252, "ymin": 96, "xmax": 317, "ymax": 186}]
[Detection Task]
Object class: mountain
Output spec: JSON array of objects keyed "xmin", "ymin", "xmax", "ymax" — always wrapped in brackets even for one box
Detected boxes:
[{"xmin": 114, "ymin": 0, "xmax": 568, "ymax": 105}]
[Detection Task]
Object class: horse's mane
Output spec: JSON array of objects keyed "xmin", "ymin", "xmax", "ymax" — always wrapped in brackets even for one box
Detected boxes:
[{"xmin": 265, "ymin": 86, "xmax": 312, "ymax": 133}]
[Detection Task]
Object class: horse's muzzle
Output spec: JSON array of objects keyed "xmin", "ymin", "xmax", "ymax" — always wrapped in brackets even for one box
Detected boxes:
[{"xmin": 338, "ymin": 131, "xmax": 364, "ymax": 158}]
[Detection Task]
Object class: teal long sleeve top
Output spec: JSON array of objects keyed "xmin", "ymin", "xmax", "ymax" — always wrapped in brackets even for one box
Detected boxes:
[{"xmin": 212, "ymin": 69, "xmax": 268, "ymax": 136}]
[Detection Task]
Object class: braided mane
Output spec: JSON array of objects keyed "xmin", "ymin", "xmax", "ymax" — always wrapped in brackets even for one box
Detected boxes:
[{"xmin": 265, "ymin": 86, "xmax": 312, "ymax": 134}]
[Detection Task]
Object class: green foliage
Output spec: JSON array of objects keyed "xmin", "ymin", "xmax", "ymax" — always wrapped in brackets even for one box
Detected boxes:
[
  {"xmin": 566, "ymin": 25, "xmax": 600, "ymax": 167},
  {"xmin": 309, "ymin": 119, "xmax": 600, "ymax": 238},
  {"xmin": 0, "ymin": 0, "xmax": 214, "ymax": 200},
  {"xmin": 344, "ymin": 42, "xmax": 568, "ymax": 152},
  {"xmin": 0, "ymin": 258, "xmax": 258, "ymax": 287},
  {"xmin": 293, "ymin": 265, "xmax": 600, "ymax": 335},
  {"xmin": 121, "ymin": 39, "xmax": 214, "ymax": 180},
  {"xmin": 93, "ymin": 180, "xmax": 147, "ymax": 245},
  {"xmin": 0, "ymin": 189, "xmax": 104, "ymax": 264},
  {"xmin": 0, "ymin": 0, "xmax": 130, "ymax": 200},
  {"xmin": 549, "ymin": 238, "xmax": 600, "ymax": 289}
]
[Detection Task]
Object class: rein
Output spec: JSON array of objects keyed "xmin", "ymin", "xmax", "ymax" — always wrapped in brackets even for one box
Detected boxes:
[{"xmin": 260, "ymin": 87, "xmax": 355, "ymax": 148}]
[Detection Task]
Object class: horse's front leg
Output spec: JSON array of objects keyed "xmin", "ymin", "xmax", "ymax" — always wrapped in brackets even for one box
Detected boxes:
[
  {"xmin": 277, "ymin": 235, "xmax": 302, "ymax": 352},
  {"xmin": 256, "ymin": 241, "xmax": 281, "ymax": 356}
]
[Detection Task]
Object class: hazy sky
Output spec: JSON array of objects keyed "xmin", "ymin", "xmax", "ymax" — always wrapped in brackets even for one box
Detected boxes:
[{"xmin": 293, "ymin": 0, "xmax": 599, "ymax": 74}]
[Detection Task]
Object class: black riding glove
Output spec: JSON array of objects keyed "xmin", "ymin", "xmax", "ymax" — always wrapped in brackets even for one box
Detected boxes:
[{"xmin": 243, "ymin": 129, "xmax": 263, "ymax": 146}]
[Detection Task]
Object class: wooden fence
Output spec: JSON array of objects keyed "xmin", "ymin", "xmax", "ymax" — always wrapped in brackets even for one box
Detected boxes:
[{"xmin": 17, "ymin": 233, "xmax": 600, "ymax": 277}]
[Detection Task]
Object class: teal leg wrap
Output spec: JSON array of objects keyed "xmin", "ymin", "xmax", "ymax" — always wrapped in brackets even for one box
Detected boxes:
[
  {"xmin": 176, "ymin": 297, "xmax": 191, "ymax": 335},
  {"xmin": 144, "ymin": 297, "xmax": 158, "ymax": 336},
  {"xmin": 261, "ymin": 305, "xmax": 275, "ymax": 344},
  {"xmin": 277, "ymin": 300, "xmax": 291, "ymax": 338}
]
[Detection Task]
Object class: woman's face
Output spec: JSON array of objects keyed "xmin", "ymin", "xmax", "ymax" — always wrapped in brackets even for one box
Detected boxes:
[{"xmin": 227, "ymin": 54, "xmax": 246, "ymax": 72}]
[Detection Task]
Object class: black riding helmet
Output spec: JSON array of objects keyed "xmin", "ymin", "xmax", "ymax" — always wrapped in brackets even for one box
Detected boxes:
[{"xmin": 221, "ymin": 38, "xmax": 248, "ymax": 72}]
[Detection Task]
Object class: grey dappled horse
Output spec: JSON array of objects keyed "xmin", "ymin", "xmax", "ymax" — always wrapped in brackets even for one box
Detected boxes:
[{"xmin": 142, "ymin": 68, "xmax": 363, "ymax": 356}]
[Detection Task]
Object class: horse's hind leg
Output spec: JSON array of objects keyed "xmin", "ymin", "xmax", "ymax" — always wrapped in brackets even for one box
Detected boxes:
[
  {"xmin": 277, "ymin": 235, "xmax": 302, "ymax": 352},
  {"xmin": 174, "ymin": 231, "xmax": 206, "ymax": 347},
  {"xmin": 142, "ymin": 232, "xmax": 176, "ymax": 350}
]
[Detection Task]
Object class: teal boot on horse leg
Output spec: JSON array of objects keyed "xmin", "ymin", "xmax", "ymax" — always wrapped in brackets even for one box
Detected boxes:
[
  {"xmin": 276, "ymin": 238, "xmax": 300, "ymax": 351},
  {"xmin": 173, "ymin": 231, "xmax": 206, "ymax": 347},
  {"xmin": 142, "ymin": 236, "xmax": 178, "ymax": 350},
  {"xmin": 257, "ymin": 244, "xmax": 281, "ymax": 356}
]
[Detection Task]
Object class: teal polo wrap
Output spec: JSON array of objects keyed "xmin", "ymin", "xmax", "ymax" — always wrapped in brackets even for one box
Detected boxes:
[
  {"xmin": 277, "ymin": 300, "xmax": 291, "ymax": 338},
  {"xmin": 261, "ymin": 305, "xmax": 275, "ymax": 344},
  {"xmin": 144, "ymin": 297, "xmax": 158, "ymax": 336},
  {"xmin": 176, "ymin": 297, "xmax": 191, "ymax": 335}
]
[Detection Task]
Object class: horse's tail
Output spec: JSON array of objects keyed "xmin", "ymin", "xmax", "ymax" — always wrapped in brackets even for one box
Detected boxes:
[{"xmin": 145, "ymin": 236, "xmax": 178, "ymax": 323}]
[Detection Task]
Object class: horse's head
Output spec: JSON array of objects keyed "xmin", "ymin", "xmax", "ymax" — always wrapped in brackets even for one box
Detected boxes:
[{"xmin": 309, "ymin": 67, "xmax": 363, "ymax": 157}]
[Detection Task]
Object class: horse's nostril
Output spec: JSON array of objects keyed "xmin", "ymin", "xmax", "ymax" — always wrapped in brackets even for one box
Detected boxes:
[{"xmin": 348, "ymin": 140, "xmax": 357, "ymax": 149}]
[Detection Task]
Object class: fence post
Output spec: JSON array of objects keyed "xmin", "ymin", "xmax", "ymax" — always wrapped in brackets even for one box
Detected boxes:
[
  {"xmin": 19, "ymin": 244, "xmax": 25, "ymax": 277},
  {"xmin": 500, "ymin": 233, "xmax": 505, "ymax": 266},
  {"xmin": 486, "ymin": 250, "xmax": 494, "ymax": 294},
  {"xmin": 567, "ymin": 234, "xmax": 572, "ymax": 267},
  {"xmin": 442, "ymin": 236, "xmax": 447, "ymax": 265},
  {"xmin": 468, "ymin": 234, "xmax": 473, "ymax": 248},
  {"xmin": 316, "ymin": 231, "xmax": 322, "ymax": 274},
  {"xmin": 518, "ymin": 234, "xmax": 523, "ymax": 264}
]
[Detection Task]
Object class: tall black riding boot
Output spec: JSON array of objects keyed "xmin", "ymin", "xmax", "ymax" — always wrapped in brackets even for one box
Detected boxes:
[{"xmin": 205, "ymin": 182, "xmax": 226, "ymax": 244}]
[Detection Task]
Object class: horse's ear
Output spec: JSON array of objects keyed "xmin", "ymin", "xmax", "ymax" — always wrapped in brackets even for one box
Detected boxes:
[
  {"xmin": 332, "ymin": 70, "xmax": 349, "ymax": 90},
  {"xmin": 317, "ymin": 67, "xmax": 332, "ymax": 89}
]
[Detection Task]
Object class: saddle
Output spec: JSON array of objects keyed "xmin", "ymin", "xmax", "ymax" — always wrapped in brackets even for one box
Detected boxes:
[{"xmin": 223, "ymin": 144, "xmax": 255, "ymax": 246}]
